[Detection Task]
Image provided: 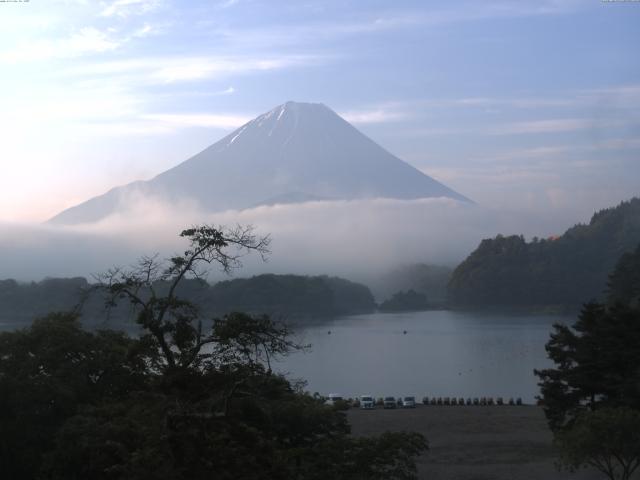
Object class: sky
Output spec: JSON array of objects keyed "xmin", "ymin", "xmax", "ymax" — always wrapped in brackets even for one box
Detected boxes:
[{"xmin": 0, "ymin": 0, "xmax": 638, "ymax": 224}]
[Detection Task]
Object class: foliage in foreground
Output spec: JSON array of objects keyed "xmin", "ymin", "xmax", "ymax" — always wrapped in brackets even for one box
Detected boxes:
[
  {"xmin": 0, "ymin": 224, "xmax": 427, "ymax": 480},
  {"xmin": 535, "ymin": 302, "xmax": 640, "ymax": 430},
  {"xmin": 536, "ymin": 248, "xmax": 640, "ymax": 480},
  {"xmin": 555, "ymin": 407, "xmax": 640, "ymax": 480}
]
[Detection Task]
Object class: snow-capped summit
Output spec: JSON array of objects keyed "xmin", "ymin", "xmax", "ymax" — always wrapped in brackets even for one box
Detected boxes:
[{"xmin": 49, "ymin": 101, "xmax": 471, "ymax": 225}]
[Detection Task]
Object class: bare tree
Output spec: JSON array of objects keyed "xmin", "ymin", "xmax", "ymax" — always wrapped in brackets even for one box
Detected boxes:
[{"xmin": 98, "ymin": 224, "xmax": 271, "ymax": 370}]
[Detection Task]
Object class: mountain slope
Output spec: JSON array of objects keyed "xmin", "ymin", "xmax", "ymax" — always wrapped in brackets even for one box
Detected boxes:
[
  {"xmin": 49, "ymin": 101, "xmax": 470, "ymax": 225},
  {"xmin": 447, "ymin": 198, "xmax": 640, "ymax": 309}
]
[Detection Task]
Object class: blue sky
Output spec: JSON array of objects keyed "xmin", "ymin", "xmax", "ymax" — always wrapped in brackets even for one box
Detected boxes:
[{"xmin": 1, "ymin": 0, "xmax": 639, "ymax": 222}]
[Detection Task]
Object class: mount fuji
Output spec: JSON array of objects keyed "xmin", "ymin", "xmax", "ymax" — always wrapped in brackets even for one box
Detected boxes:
[{"xmin": 49, "ymin": 101, "xmax": 471, "ymax": 225}]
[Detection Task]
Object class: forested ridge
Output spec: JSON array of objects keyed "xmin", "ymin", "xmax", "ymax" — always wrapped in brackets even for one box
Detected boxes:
[
  {"xmin": 0, "ymin": 274, "xmax": 376, "ymax": 327},
  {"xmin": 448, "ymin": 198, "xmax": 640, "ymax": 309}
]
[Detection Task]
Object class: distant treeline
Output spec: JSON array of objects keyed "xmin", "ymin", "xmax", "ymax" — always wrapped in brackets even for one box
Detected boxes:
[
  {"xmin": 0, "ymin": 274, "xmax": 377, "ymax": 327},
  {"xmin": 448, "ymin": 198, "xmax": 640, "ymax": 310},
  {"xmin": 368, "ymin": 264, "xmax": 452, "ymax": 304},
  {"xmin": 379, "ymin": 289, "xmax": 430, "ymax": 312},
  {"xmin": 206, "ymin": 274, "xmax": 376, "ymax": 317}
]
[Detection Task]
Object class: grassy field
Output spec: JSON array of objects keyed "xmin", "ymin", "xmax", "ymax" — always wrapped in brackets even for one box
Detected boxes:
[{"xmin": 348, "ymin": 406, "xmax": 607, "ymax": 480}]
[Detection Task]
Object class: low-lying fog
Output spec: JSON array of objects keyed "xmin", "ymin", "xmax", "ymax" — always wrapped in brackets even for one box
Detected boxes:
[{"xmin": 0, "ymin": 196, "xmax": 588, "ymax": 285}]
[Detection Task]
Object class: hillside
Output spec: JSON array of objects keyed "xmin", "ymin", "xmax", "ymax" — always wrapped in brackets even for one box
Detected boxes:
[
  {"xmin": 448, "ymin": 198, "xmax": 640, "ymax": 309},
  {"xmin": 0, "ymin": 274, "xmax": 375, "ymax": 327},
  {"xmin": 205, "ymin": 274, "xmax": 375, "ymax": 318}
]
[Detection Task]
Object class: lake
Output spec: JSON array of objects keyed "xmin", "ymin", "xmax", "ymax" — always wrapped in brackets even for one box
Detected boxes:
[
  {"xmin": 276, "ymin": 310, "xmax": 573, "ymax": 404},
  {"xmin": 0, "ymin": 309, "xmax": 572, "ymax": 404}
]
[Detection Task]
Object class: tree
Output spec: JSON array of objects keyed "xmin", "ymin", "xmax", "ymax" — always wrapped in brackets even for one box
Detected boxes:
[
  {"xmin": 536, "ymin": 262, "xmax": 640, "ymax": 480},
  {"xmin": 0, "ymin": 312, "xmax": 150, "ymax": 479},
  {"xmin": 555, "ymin": 407, "xmax": 640, "ymax": 480},
  {"xmin": 607, "ymin": 242, "xmax": 640, "ymax": 309},
  {"xmin": 98, "ymin": 224, "xmax": 271, "ymax": 371},
  {"xmin": 447, "ymin": 198, "xmax": 640, "ymax": 309},
  {"xmin": 535, "ymin": 302, "xmax": 640, "ymax": 431},
  {"xmin": 9, "ymin": 224, "xmax": 428, "ymax": 480}
]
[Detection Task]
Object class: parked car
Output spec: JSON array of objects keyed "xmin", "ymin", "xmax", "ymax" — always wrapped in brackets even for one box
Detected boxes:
[
  {"xmin": 401, "ymin": 396, "xmax": 416, "ymax": 408},
  {"xmin": 383, "ymin": 396, "xmax": 397, "ymax": 409},
  {"xmin": 360, "ymin": 395, "xmax": 375, "ymax": 409},
  {"xmin": 325, "ymin": 393, "xmax": 344, "ymax": 406}
]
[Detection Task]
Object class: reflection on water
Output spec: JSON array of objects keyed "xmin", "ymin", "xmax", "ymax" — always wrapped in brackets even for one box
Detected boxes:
[{"xmin": 276, "ymin": 310, "xmax": 572, "ymax": 404}]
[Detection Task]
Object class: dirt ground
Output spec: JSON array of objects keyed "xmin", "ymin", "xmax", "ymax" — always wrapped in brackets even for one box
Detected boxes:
[{"xmin": 347, "ymin": 406, "xmax": 612, "ymax": 480}]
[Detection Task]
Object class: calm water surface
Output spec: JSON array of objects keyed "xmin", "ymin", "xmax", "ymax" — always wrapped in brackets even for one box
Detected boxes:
[
  {"xmin": 276, "ymin": 310, "xmax": 572, "ymax": 404},
  {"xmin": 0, "ymin": 310, "xmax": 572, "ymax": 404}
]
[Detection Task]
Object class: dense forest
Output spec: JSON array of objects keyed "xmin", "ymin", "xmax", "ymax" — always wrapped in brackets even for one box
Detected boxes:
[
  {"xmin": 0, "ymin": 274, "xmax": 376, "ymax": 327},
  {"xmin": 448, "ymin": 198, "xmax": 640, "ymax": 310},
  {"xmin": 206, "ymin": 274, "xmax": 375, "ymax": 317}
]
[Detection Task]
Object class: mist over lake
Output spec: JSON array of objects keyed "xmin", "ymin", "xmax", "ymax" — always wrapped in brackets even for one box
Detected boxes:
[{"xmin": 278, "ymin": 311, "xmax": 568, "ymax": 404}]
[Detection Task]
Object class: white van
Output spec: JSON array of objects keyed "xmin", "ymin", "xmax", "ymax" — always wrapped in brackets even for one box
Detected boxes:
[{"xmin": 360, "ymin": 395, "xmax": 375, "ymax": 409}]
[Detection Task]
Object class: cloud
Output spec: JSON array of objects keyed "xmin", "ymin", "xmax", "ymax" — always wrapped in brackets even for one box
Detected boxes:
[
  {"xmin": 208, "ymin": 1, "xmax": 587, "ymax": 49},
  {"xmin": 450, "ymin": 96, "xmax": 578, "ymax": 109},
  {"xmin": 217, "ymin": 0, "xmax": 240, "ymax": 8},
  {"xmin": 140, "ymin": 113, "xmax": 251, "ymax": 129},
  {"xmin": 217, "ymin": 86, "xmax": 236, "ymax": 95},
  {"xmin": 57, "ymin": 54, "xmax": 325, "ymax": 84},
  {"xmin": 340, "ymin": 106, "xmax": 410, "ymax": 124},
  {"xmin": 151, "ymin": 56, "xmax": 318, "ymax": 83},
  {"xmin": 586, "ymin": 84, "xmax": 640, "ymax": 103},
  {"xmin": 132, "ymin": 22, "xmax": 154, "ymax": 38},
  {"xmin": 0, "ymin": 27, "xmax": 121, "ymax": 62},
  {"xmin": 489, "ymin": 118, "xmax": 601, "ymax": 135},
  {"xmin": 0, "ymin": 196, "xmax": 575, "ymax": 283},
  {"xmin": 101, "ymin": 0, "xmax": 163, "ymax": 18}
]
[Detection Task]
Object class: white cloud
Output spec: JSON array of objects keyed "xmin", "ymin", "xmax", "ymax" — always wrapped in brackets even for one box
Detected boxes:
[
  {"xmin": 0, "ymin": 27, "xmax": 121, "ymax": 62},
  {"xmin": 101, "ymin": 0, "xmax": 162, "ymax": 18},
  {"xmin": 339, "ymin": 102, "xmax": 411, "ymax": 124},
  {"xmin": 140, "ymin": 113, "xmax": 251, "ymax": 129},
  {"xmin": 490, "ymin": 118, "xmax": 597, "ymax": 135},
  {"xmin": 151, "ymin": 56, "xmax": 316, "ymax": 83},
  {"xmin": 341, "ymin": 108, "xmax": 409, "ymax": 124},
  {"xmin": 218, "ymin": 0, "xmax": 240, "ymax": 8},
  {"xmin": 450, "ymin": 96, "xmax": 578, "ymax": 109},
  {"xmin": 206, "ymin": 0, "xmax": 587, "ymax": 50},
  {"xmin": 0, "ymin": 197, "xmax": 562, "ymax": 282},
  {"xmin": 57, "ymin": 54, "xmax": 324, "ymax": 84},
  {"xmin": 132, "ymin": 22, "xmax": 154, "ymax": 38}
]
